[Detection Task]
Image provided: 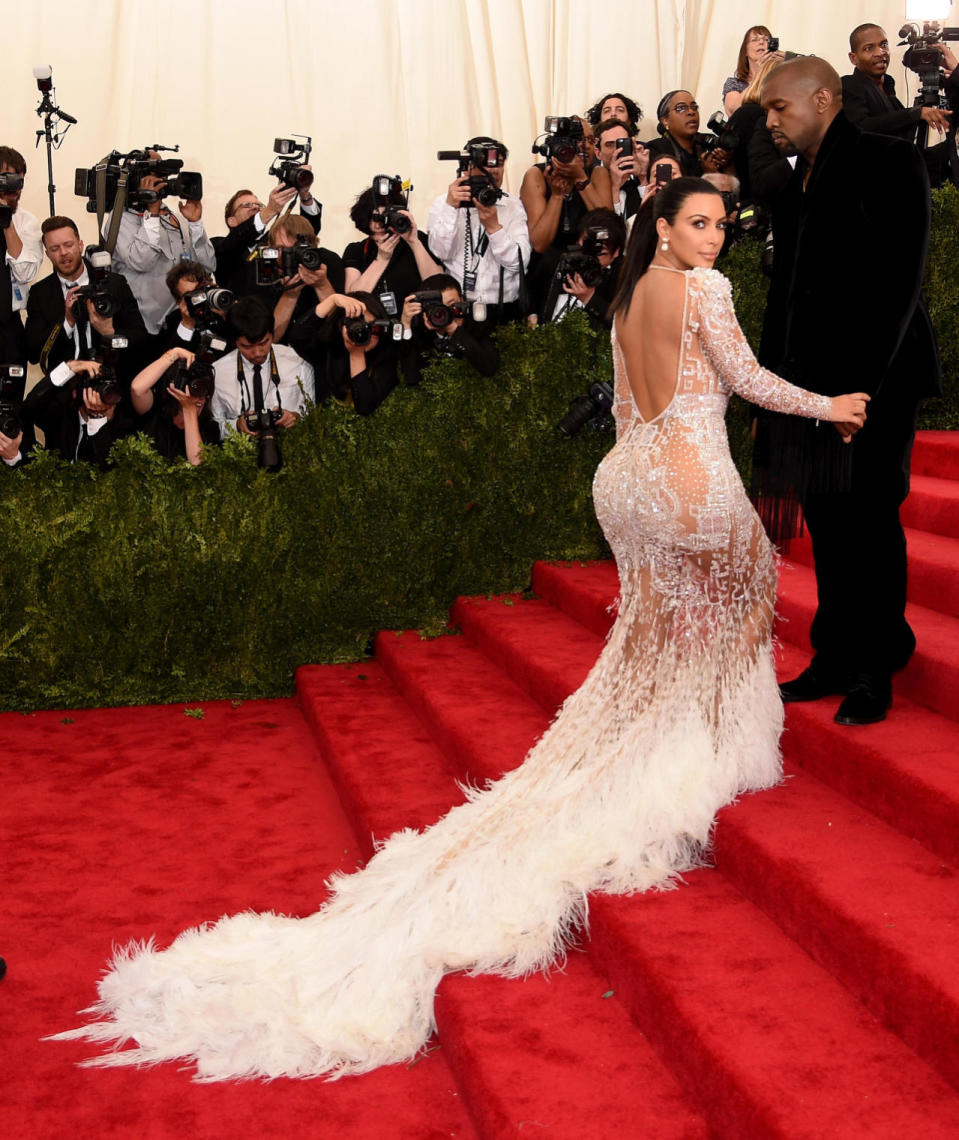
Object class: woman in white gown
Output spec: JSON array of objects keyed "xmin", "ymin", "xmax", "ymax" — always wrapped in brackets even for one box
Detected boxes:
[{"xmin": 55, "ymin": 178, "xmax": 868, "ymax": 1081}]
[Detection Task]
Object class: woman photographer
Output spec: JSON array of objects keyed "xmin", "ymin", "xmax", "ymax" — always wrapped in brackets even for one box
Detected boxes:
[
  {"xmin": 311, "ymin": 290, "xmax": 399, "ymax": 415},
  {"xmin": 647, "ymin": 91, "xmax": 732, "ymax": 177},
  {"xmin": 723, "ymin": 26, "xmax": 786, "ymax": 114},
  {"xmin": 130, "ymin": 346, "xmax": 220, "ymax": 466}
]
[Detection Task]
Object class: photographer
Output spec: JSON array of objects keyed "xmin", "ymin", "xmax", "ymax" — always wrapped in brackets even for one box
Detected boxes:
[
  {"xmin": 215, "ymin": 177, "xmax": 320, "ymax": 298},
  {"xmin": 343, "ymin": 182, "xmax": 441, "ymax": 308},
  {"xmin": 521, "ymin": 116, "xmax": 608, "ymax": 254},
  {"xmin": 398, "ymin": 273, "xmax": 499, "ymax": 387},
  {"xmin": 25, "ymin": 217, "xmax": 147, "ymax": 380},
  {"xmin": 21, "ymin": 357, "xmax": 134, "ymax": 467},
  {"xmin": 130, "ymin": 345, "xmax": 220, "ymax": 465},
  {"xmin": 110, "ymin": 152, "xmax": 216, "ymax": 335},
  {"xmin": 585, "ymin": 92, "xmax": 643, "ymax": 133},
  {"xmin": 427, "ymin": 137, "xmax": 532, "ymax": 325},
  {"xmin": 595, "ymin": 119, "xmax": 649, "ymax": 221},
  {"xmin": 211, "ymin": 297, "xmax": 313, "ymax": 441},
  {"xmin": 528, "ymin": 209, "xmax": 625, "ymax": 328},
  {"xmin": 267, "ymin": 214, "xmax": 343, "ymax": 342},
  {"xmin": 0, "ymin": 147, "xmax": 43, "ymax": 387},
  {"xmin": 312, "ymin": 291, "xmax": 398, "ymax": 415},
  {"xmin": 842, "ymin": 23, "xmax": 957, "ymax": 184},
  {"xmin": 647, "ymin": 91, "xmax": 733, "ymax": 177},
  {"xmin": 0, "ymin": 363, "xmax": 30, "ymax": 468},
  {"xmin": 155, "ymin": 261, "xmax": 232, "ymax": 354}
]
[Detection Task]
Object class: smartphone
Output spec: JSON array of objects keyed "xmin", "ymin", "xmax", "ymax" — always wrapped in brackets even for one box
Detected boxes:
[
  {"xmin": 614, "ymin": 137, "xmax": 634, "ymax": 160},
  {"xmin": 768, "ymin": 36, "xmax": 780, "ymax": 52},
  {"xmin": 655, "ymin": 163, "xmax": 674, "ymax": 186}
]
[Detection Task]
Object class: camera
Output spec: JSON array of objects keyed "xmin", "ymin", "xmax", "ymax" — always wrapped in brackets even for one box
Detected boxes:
[
  {"xmin": 255, "ymin": 241, "xmax": 325, "ymax": 286},
  {"xmin": 75, "ymin": 336, "xmax": 128, "ymax": 406},
  {"xmin": 343, "ymin": 316, "xmax": 396, "ymax": 346},
  {"xmin": 531, "ymin": 116, "xmax": 585, "ymax": 165},
  {"xmin": 0, "ymin": 172, "xmax": 24, "ymax": 195},
  {"xmin": 410, "ymin": 290, "xmax": 462, "ymax": 330},
  {"xmin": 73, "ymin": 249, "xmax": 118, "ymax": 319},
  {"xmin": 169, "ymin": 330, "xmax": 226, "ymax": 401},
  {"xmin": 0, "ymin": 366, "xmax": 26, "ymax": 438},
  {"xmin": 75, "ymin": 145, "xmax": 202, "ymax": 213},
  {"xmin": 558, "ymin": 380, "xmax": 614, "ymax": 436},
  {"xmin": 371, "ymin": 174, "xmax": 412, "ymax": 234},
  {"xmin": 269, "ymin": 135, "xmax": 313, "ymax": 191},
  {"xmin": 437, "ymin": 144, "xmax": 506, "ymax": 208},
  {"xmin": 185, "ymin": 286, "xmax": 235, "ymax": 331},
  {"xmin": 899, "ymin": 22, "xmax": 959, "ymax": 104},
  {"xmin": 703, "ymin": 112, "xmax": 740, "ymax": 154},
  {"xmin": 243, "ymin": 408, "xmax": 283, "ymax": 472}
]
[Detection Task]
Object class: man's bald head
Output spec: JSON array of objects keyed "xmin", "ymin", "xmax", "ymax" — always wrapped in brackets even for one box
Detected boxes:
[{"xmin": 761, "ymin": 56, "xmax": 842, "ymax": 163}]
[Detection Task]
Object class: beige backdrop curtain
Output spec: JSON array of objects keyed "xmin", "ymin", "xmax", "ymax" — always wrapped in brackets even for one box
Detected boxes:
[{"xmin": 7, "ymin": 0, "xmax": 949, "ymax": 255}]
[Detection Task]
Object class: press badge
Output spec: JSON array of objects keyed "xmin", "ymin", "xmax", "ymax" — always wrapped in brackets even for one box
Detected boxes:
[
  {"xmin": 463, "ymin": 269, "xmax": 477, "ymax": 295},
  {"xmin": 379, "ymin": 290, "xmax": 398, "ymax": 316}
]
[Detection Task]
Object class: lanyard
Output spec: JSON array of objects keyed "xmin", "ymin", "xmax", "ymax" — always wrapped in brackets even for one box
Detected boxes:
[{"xmin": 236, "ymin": 348, "xmax": 283, "ymax": 414}]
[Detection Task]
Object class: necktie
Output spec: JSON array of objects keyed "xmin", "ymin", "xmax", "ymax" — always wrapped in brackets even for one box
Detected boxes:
[{"xmin": 252, "ymin": 363, "xmax": 265, "ymax": 413}]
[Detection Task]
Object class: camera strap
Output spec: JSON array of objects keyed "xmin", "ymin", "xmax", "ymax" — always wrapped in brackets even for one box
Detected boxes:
[
  {"xmin": 462, "ymin": 212, "xmax": 488, "ymax": 298},
  {"xmin": 237, "ymin": 348, "xmax": 283, "ymax": 415},
  {"xmin": 101, "ymin": 168, "xmax": 131, "ymax": 256}
]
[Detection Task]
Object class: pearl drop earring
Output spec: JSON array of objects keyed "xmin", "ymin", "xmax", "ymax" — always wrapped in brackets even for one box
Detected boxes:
[{"xmin": 661, "ymin": 238, "xmax": 669, "ymax": 251}]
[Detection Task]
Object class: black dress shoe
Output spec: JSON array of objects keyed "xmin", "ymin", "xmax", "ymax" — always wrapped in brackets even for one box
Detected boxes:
[
  {"xmin": 834, "ymin": 678, "xmax": 891, "ymax": 726},
  {"xmin": 779, "ymin": 665, "xmax": 848, "ymax": 704}
]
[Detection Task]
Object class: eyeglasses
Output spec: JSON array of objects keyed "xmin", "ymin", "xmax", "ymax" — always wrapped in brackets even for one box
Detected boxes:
[{"xmin": 671, "ymin": 102, "xmax": 699, "ymax": 115}]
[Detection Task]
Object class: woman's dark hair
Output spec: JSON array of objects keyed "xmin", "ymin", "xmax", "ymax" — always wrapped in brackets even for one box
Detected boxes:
[
  {"xmin": 611, "ymin": 177, "xmax": 723, "ymax": 315},
  {"xmin": 735, "ymin": 26, "xmax": 772, "ymax": 83},
  {"xmin": 349, "ymin": 184, "xmax": 405, "ymax": 236},
  {"xmin": 586, "ymin": 92, "xmax": 642, "ymax": 128}
]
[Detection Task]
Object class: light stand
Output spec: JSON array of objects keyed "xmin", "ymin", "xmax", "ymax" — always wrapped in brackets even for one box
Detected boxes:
[{"xmin": 32, "ymin": 65, "xmax": 77, "ymax": 217}]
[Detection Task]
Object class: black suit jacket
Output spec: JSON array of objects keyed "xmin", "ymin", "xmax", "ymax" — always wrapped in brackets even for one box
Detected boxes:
[
  {"xmin": 22, "ymin": 376, "xmax": 134, "ymax": 467},
  {"xmin": 841, "ymin": 69, "xmax": 921, "ymax": 139},
  {"xmin": 24, "ymin": 270, "xmax": 147, "ymax": 374},
  {"xmin": 760, "ymin": 112, "xmax": 940, "ymax": 404},
  {"xmin": 214, "ymin": 206, "xmax": 323, "ymax": 297}
]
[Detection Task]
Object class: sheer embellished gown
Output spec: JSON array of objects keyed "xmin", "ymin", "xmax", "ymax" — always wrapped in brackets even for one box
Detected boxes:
[{"xmin": 56, "ymin": 267, "xmax": 833, "ymax": 1081}]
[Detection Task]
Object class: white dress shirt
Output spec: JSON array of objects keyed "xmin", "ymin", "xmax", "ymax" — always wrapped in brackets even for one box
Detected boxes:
[
  {"xmin": 211, "ymin": 343, "xmax": 314, "ymax": 439},
  {"xmin": 426, "ymin": 194, "xmax": 531, "ymax": 304},
  {"xmin": 5, "ymin": 207, "xmax": 43, "ymax": 311}
]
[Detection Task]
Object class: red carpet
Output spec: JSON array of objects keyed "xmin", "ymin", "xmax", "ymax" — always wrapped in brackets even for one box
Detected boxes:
[{"xmin": 4, "ymin": 430, "xmax": 958, "ymax": 1137}]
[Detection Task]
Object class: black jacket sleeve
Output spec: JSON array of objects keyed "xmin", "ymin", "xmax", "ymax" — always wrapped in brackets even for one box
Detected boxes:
[{"xmin": 841, "ymin": 72, "xmax": 920, "ymax": 136}]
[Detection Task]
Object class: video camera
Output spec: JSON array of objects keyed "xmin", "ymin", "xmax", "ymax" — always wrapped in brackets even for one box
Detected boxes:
[
  {"xmin": 531, "ymin": 116, "xmax": 585, "ymax": 165},
  {"xmin": 169, "ymin": 329, "xmax": 226, "ymax": 401},
  {"xmin": 899, "ymin": 21, "xmax": 959, "ymax": 103},
  {"xmin": 371, "ymin": 174, "xmax": 412, "ymax": 235},
  {"xmin": 269, "ymin": 136, "xmax": 313, "ymax": 191},
  {"xmin": 703, "ymin": 112, "xmax": 740, "ymax": 154},
  {"xmin": 73, "ymin": 249, "xmax": 118, "ymax": 319},
  {"xmin": 437, "ymin": 143, "xmax": 505, "ymax": 208},
  {"xmin": 74, "ymin": 145, "xmax": 202, "ymax": 214},
  {"xmin": 0, "ymin": 172, "xmax": 24, "ymax": 195},
  {"xmin": 0, "ymin": 365, "xmax": 26, "ymax": 439},
  {"xmin": 409, "ymin": 290, "xmax": 486, "ymax": 330},
  {"xmin": 255, "ymin": 241, "xmax": 326, "ymax": 287}
]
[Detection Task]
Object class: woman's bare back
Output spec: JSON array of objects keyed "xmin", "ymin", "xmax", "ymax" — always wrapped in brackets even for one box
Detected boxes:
[{"xmin": 615, "ymin": 266, "xmax": 689, "ymax": 422}]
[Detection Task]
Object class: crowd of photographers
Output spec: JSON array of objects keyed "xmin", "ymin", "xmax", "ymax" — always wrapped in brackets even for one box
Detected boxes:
[{"xmin": 2, "ymin": 17, "xmax": 957, "ymax": 470}]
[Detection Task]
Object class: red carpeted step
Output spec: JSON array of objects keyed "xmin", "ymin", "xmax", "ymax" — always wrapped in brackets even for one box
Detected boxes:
[
  {"xmin": 911, "ymin": 430, "xmax": 959, "ymax": 481},
  {"xmin": 2, "ymin": 699, "xmax": 474, "ymax": 1140},
  {"xmin": 587, "ymin": 872, "xmax": 959, "ymax": 1139},
  {"xmin": 902, "ymin": 474, "xmax": 959, "ymax": 539},
  {"xmin": 450, "ymin": 594, "xmax": 604, "ymax": 713},
  {"xmin": 531, "ymin": 560, "xmax": 620, "ymax": 638},
  {"xmin": 787, "ymin": 527, "xmax": 959, "ymax": 620},
  {"xmin": 296, "ymin": 663, "xmax": 711, "ymax": 1139},
  {"xmin": 776, "ymin": 559, "xmax": 959, "ymax": 723},
  {"xmin": 374, "ymin": 629, "xmax": 550, "ymax": 785},
  {"xmin": 711, "ymin": 758, "xmax": 959, "ymax": 1095},
  {"xmin": 776, "ymin": 641, "xmax": 959, "ymax": 867}
]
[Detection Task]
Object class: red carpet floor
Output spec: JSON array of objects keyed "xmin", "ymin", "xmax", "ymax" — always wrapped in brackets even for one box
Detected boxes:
[{"xmin": 4, "ymin": 430, "xmax": 959, "ymax": 1138}]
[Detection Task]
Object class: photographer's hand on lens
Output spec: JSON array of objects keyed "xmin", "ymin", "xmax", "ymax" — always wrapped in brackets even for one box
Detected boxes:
[
  {"xmin": 475, "ymin": 198, "xmax": 502, "ymax": 233},
  {"xmin": 318, "ymin": 293, "xmax": 365, "ymax": 320},
  {"xmin": 562, "ymin": 271, "xmax": 596, "ymax": 306},
  {"xmin": 273, "ymin": 408, "xmax": 298, "ymax": 429},
  {"xmin": 67, "ymin": 359, "xmax": 101, "ymax": 379},
  {"xmin": 166, "ymin": 383, "xmax": 201, "ymax": 415},
  {"xmin": 544, "ymin": 162, "xmax": 574, "ymax": 197},
  {"xmin": 87, "ymin": 302, "xmax": 116, "ymax": 339},
  {"xmin": 82, "ymin": 387, "xmax": 113, "ymax": 420},
  {"xmin": 702, "ymin": 147, "xmax": 731, "ymax": 173},
  {"xmin": 401, "ymin": 295, "xmax": 422, "ymax": 329},
  {"xmin": 376, "ymin": 232, "xmax": 401, "ymax": 261},
  {"xmin": 298, "ymin": 262, "xmax": 330, "ymax": 294},
  {"xmin": 446, "ymin": 175, "xmax": 473, "ymax": 208},
  {"xmin": 179, "ymin": 198, "xmax": 203, "ymax": 223},
  {"xmin": 139, "ymin": 175, "xmax": 167, "ymax": 217},
  {"xmin": 0, "ymin": 430, "xmax": 23, "ymax": 463}
]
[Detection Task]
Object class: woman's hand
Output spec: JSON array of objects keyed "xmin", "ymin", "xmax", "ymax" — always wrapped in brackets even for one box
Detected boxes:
[{"xmin": 829, "ymin": 392, "xmax": 870, "ymax": 442}]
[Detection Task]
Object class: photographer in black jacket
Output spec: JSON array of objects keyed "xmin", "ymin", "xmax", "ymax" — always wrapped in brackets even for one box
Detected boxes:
[
  {"xmin": 310, "ymin": 291, "xmax": 399, "ymax": 415},
  {"xmin": 398, "ymin": 273, "xmax": 498, "ymax": 387},
  {"xmin": 528, "ymin": 209, "xmax": 625, "ymax": 328}
]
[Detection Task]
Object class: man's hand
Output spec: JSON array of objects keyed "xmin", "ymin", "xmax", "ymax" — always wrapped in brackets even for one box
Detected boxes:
[
  {"xmin": 179, "ymin": 198, "xmax": 203, "ymax": 223},
  {"xmin": 446, "ymin": 175, "xmax": 473, "ymax": 208},
  {"xmin": 273, "ymin": 408, "xmax": 298, "ymax": 429},
  {"xmin": 67, "ymin": 359, "xmax": 102, "ymax": 379},
  {"xmin": 401, "ymin": 294, "xmax": 422, "ymax": 329},
  {"xmin": 64, "ymin": 285, "xmax": 82, "ymax": 329},
  {"xmin": 563, "ymin": 271, "xmax": 596, "ymax": 306},
  {"xmin": 701, "ymin": 147, "xmax": 731, "ymax": 173},
  {"xmin": 397, "ymin": 210, "xmax": 420, "ymax": 244},
  {"xmin": 236, "ymin": 414, "xmax": 257, "ymax": 437},
  {"xmin": 920, "ymin": 105, "xmax": 952, "ymax": 134},
  {"xmin": 0, "ymin": 430, "xmax": 22, "ymax": 463},
  {"xmin": 475, "ymin": 198, "xmax": 501, "ymax": 233},
  {"xmin": 82, "ymin": 387, "xmax": 114, "ymax": 419},
  {"xmin": 264, "ymin": 183, "xmax": 298, "ymax": 222},
  {"xmin": 298, "ymin": 262, "xmax": 329, "ymax": 290},
  {"xmin": 87, "ymin": 302, "xmax": 115, "ymax": 339},
  {"xmin": 139, "ymin": 174, "xmax": 166, "ymax": 216}
]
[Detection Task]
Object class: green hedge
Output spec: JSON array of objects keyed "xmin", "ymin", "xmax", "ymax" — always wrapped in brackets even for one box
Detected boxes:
[{"xmin": 2, "ymin": 187, "xmax": 957, "ymax": 711}]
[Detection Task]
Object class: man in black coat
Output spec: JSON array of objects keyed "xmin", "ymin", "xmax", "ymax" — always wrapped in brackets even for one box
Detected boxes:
[
  {"xmin": 25, "ymin": 216, "xmax": 147, "ymax": 376},
  {"xmin": 758, "ymin": 56, "xmax": 941, "ymax": 726}
]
